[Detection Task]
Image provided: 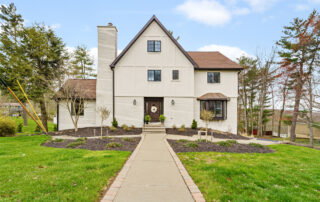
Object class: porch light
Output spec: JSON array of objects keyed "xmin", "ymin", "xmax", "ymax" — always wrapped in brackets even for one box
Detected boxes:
[
  {"xmin": 171, "ymin": 99, "xmax": 175, "ymax": 105},
  {"xmin": 133, "ymin": 99, "xmax": 137, "ymax": 105}
]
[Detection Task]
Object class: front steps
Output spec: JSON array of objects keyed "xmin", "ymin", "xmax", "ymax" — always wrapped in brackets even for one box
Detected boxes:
[{"xmin": 143, "ymin": 122, "xmax": 166, "ymax": 133}]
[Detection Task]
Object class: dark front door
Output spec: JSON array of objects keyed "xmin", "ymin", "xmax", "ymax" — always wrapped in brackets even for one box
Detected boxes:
[{"xmin": 144, "ymin": 97, "xmax": 163, "ymax": 122}]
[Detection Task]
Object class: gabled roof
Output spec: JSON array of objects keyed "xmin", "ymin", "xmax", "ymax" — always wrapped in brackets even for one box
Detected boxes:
[
  {"xmin": 110, "ymin": 15, "xmax": 198, "ymax": 68},
  {"xmin": 188, "ymin": 51, "xmax": 242, "ymax": 70},
  {"xmin": 56, "ymin": 79, "xmax": 96, "ymax": 100}
]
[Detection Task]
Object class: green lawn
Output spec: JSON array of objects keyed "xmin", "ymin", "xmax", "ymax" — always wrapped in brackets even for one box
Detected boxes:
[
  {"xmin": 0, "ymin": 135, "xmax": 130, "ymax": 201},
  {"xmin": 178, "ymin": 145, "xmax": 320, "ymax": 201},
  {"xmin": 12, "ymin": 117, "xmax": 55, "ymax": 135}
]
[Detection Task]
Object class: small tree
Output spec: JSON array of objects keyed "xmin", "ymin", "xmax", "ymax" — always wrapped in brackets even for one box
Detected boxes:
[
  {"xmin": 200, "ymin": 110, "xmax": 213, "ymax": 142},
  {"xmin": 98, "ymin": 106, "xmax": 110, "ymax": 138}
]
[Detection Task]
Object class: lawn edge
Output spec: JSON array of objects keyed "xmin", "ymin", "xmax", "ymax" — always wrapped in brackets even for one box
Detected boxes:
[
  {"xmin": 164, "ymin": 138, "xmax": 206, "ymax": 202},
  {"xmin": 100, "ymin": 134, "xmax": 145, "ymax": 202}
]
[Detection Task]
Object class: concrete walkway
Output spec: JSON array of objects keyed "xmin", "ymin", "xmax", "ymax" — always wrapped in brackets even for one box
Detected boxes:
[{"xmin": 113, "ymin": 132, "xmax": 194, "ymax": 202}]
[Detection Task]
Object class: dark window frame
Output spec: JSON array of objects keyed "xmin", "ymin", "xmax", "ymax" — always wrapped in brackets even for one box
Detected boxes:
[
  {"xmin": 71, "ymin": 100, "xmax": 84, "ymax": 116},
  {"xmin": 172, "ymin": 70, "xmax": 179, "ymax": 80},
  {"xmin": 207, "ymin": 72, "xmax": 220, "ymax": 83},
  {"xmin": 147, "ymin": 40, "xmax": 161, "ymax": 52},
  {"xmin": 148, "ymin": 70, "xmax": 161, "ymax": 81},
  {"xmin": 200, "ymin": 100, "xmax": 227, "ymax": 120}
]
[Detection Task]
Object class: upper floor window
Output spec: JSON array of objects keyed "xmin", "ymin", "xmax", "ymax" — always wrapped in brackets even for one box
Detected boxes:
[
  {"xmin": 148, "ymin": 70, "xmax": 161, "ymax": 81},
  {"xmin": 207, "ymin": 72, "xmax": 220, "ymax": 83},
  {"xmin": 172, "ymin": 70, "xmax": 179, "ymax": 80},
  {"xmin": 147, "ymin": 40, "xmax": 161, "ymax": 52}
]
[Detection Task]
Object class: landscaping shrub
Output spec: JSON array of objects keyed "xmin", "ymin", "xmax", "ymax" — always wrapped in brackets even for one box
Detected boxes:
[
  {"xmin": 67, "ymin": 138, "xmax": 86, "ymax": 148},
  {"xmin": 53, "ymin": 138, "xmax": 64, "ymax": 142},
  {"xmin": 197, "ymin": 139, "xmax": 207, "ymax": 143},
  {"xmin": 110, "ymin": 126, "xmax": 117, "ymax": 132},
  {"xmin": 0, "ymin": 116, "xmax": 16, "ymax": 137},
  {"xmin": 122, "ymin": 137, "xmax": 132, "ymax": 142},
  {"xmin": 17, "ymin": 123, "xmax": 23, "ymax": 133},
  {"xmin": 249, "ymin": 143, "xmax": 264, "ymax": 148},
  {"xmin": 200, "ymin": 127, "xmax": 206, "ymax": 131},
  {"xmin": 178, "ymin": 139, "xmax": 189, "ymax": 143},
  {"xmin": 131, "ymin": 125, "xmax": 135, "ymax": 129},
  {"xmin": 191, "ymin": 119, "xmax": 197, "ymax": 129},
  {"xmin": 34, "ymin": 125, "xmax": 41, "ymax": 132},
  {"xmin": 144, "ymin": 115, "xmax": 151, "ymax": 123},
  {"xmin": 216, "ymin": 140, "xmax": 238, "ymax": 147},
  {"xmin": 106, "ymin": 142, "xmax": 122, "ymax": 148},
  {"xmin": 184, "ymin": 142, "xmax": 198, "ymax": 148},
  {"xmin": 122, "ymin": 124, "xmax": 130, "ymax": 131},
  {"xmin": 172, "ymin": 125, "xmax": 177, "ymax": 130},
  {"xmin": 159, "ymin": 114, "xmax": 166, "ymax": 123},
  {"xmin": 178, "ymin": 125, "xmax": 185, "ymax": 132},
  {"xmin": 112, "ymin": 118, "xmax": 118, "ymax": 128}
]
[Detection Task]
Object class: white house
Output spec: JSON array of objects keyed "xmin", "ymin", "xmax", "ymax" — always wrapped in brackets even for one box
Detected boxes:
[{"xmin": 57, "ymin": 15, "xmax": 242, "ymax": 134}]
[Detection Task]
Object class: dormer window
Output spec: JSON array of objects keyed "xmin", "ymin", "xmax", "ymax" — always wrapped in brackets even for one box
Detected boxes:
[{"xmin": 147, "ymin": 40, "xmax": 161, "ymax": 52}]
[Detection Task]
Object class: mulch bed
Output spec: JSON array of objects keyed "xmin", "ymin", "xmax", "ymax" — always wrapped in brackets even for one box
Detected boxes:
[
  {"xmin": 167, "ymin": 139, "xmax": 274, "ymax": 153},
  {"xmin": 166, "ymin": 128, "xmax": 249, "ymax": 140},
  {"xmin": 42, "ymin": 137, "xmax": 141, "ymax": 151},
  {"xmin": 49, "ymin": 127, "xmax": 142, "ymax": 137}
]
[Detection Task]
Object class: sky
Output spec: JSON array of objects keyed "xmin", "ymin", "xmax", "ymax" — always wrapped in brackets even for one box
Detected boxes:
[{"xmin": 2, "ymin": 0, "xmax": 320, "ymax": 63}]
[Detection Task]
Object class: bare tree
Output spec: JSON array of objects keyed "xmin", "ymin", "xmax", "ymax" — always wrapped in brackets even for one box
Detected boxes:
[
  {"xmin": 56, "ymin": 81, "xmax": 89, "ymax": 134},
  {"xmin": 200, "ymin": 109, "xmax": 213, "ymax": 142},
  {"xmin": 97, "ymin": 106, "xmax": 110, "ymax": 138}
]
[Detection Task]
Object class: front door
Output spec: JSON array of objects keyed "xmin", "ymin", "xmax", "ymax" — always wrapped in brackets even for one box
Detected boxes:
[{"xmin": 144, "ymin": 97, "xmax": 163, "ymax": 122}]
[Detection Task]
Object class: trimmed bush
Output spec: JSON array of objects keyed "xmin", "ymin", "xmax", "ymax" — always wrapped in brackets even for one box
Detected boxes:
[
  {"xmin": 191, "ymin": 119, "xmax": 197, "ymax": 129},
  {"xmin": 112, "ymin": 118, "xmax": 118, "ymax": 128},
  {"xmin": 131, "ymin": 125, "xmax": 136, "ymax": 129},
  {"xmin": 122, "ymin": 124, "xmax": 130, "ymax": 131},
  {"xmin": 110, "ymin": 126, "xmax": 117, "ymax": 132},
  {"xmin": 178, "ymin": 125, "xmax": 185, "ymax": 132},
  {"xmin": 106, "ymin": 142, "xmax": 122, "ymax": 148},
  {"xmin": 17, "ymin": 123, "xmax": 23, "ymax": 133},
  {"xmin": 144, "ymin": 115, "xmax": 151, "ymax": 123},
  {"xmin": 184, "ymin": 142, "xmax": 198, "ymax": 148},
  {"xmin": 159, "ymin": 114, "xmax": 166, "ymax": 123},
  {"xmin": 172, "ymin": 125, "xmax": 177, "ymax": 130},
  {"xmin": 53, "ymin": 124, "xmax": 58, "ymax": 131},
  {"xmin": 249, "ymin": 143, "xmax": 264, "ymax": 148},
  {"xmin": 0, "ymin": 116, "xmax": 16, "ymax": 137}
]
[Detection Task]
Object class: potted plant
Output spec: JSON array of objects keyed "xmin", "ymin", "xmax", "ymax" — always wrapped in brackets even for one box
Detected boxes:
[
  {"xmin": 159, "ymin": 114, "xmax": 166, "ymax": 123},
  {"xmin": 144, "ymin": 115, "xmax": 151, "ymax": 124}
]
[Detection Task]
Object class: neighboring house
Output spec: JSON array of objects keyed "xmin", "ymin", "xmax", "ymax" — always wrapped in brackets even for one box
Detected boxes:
[
  {"xmin": 0, "ymin": 103, "xmax": 23, "ymax": 116},
  {"xmin": 56, "ymin": 15, "xmax": 242, "ymax": 134}
]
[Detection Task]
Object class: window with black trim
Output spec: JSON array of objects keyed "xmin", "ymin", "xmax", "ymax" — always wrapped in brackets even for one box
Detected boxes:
[
  {"xmin": 207, "ymin": 72, "xmax": 220, "ymax": 83},
  {"xmin": 172, "ymin": 70, "xmax": 179, "ymax": 80},
  {"xmin": 147, "ymin": 40, "xmax": 161, "ymax": 52},
  {"xmin": 71, "ymin": 100, "xmax": 84, "ymax": 116},
  {"xmin": 148, "ymin": 70, "xmax": 161, "ymax": 81},
  {"xmin": 200, "ymin": 100, "xmax": 227, "ymax": 119}
]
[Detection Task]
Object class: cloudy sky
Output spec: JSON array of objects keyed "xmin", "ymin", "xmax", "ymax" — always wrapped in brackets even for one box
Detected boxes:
[{"xmin": 3, "ymin": 0, "xmax": 320, "ymax": 63}]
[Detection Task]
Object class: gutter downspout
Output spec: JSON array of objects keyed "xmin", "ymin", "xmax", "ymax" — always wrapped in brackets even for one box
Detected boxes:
[{"xmin": 112, "ymin": 68, "xmax": 115, "ymax": 119}]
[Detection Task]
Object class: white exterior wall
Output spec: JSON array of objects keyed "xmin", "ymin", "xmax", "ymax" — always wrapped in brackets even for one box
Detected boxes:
[
  {"xmin": 114, "ymin": 21, "xmax": 195, "ymax": 126},
  {"xmin": 58, "ymin": 100, "xmax": 96, "ymax": 130},
  {"xmin": 194, "ymin": 70, "xmax": 239, "ymax": 134}
]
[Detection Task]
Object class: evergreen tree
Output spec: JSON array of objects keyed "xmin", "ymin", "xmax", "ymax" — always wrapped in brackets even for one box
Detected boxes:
[{"xmin": 71, "ymin": 45, "xmax": 96, "ymax": 79}]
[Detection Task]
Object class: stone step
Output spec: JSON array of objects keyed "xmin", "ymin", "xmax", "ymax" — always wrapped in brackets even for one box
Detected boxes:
[{"xmin": 142, "ymin": 128, "xmax": 166, "ymax": 132}]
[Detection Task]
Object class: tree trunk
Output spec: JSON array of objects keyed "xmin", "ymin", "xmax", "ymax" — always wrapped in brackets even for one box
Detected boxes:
[
  {"xmin": 290, "ymin": 84, "xmax": 302, "ymax": 142},
  {"xmin": 39, "ymin": 97, "xmax": 48, "ymax": 132},
  {"xmin": 22, "ymin": 103, "xmax": 28, "ymax": 126},
  {"xmin": 278, "ymin": 108, "xmax": 284, "ymax": 137}
]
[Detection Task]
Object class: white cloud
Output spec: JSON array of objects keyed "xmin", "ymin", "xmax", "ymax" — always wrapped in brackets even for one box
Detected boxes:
[
  {"xmin": 176, "ymin": 0, "xmax": 232, "ymax": 26},
  {"xmin": 295, "ymin": 4, "xmax": 310, "ymax": 11},
  {"xmin": 243, "ymin": 0, "xmax": 279, "ymax": 12},
  {"xmin": 198, "ymin": 44, "xmax": 252, "ymax": 61},
  {"xmin": 50, "ymin": 23, "xmax": 61, "ymax": 30}
]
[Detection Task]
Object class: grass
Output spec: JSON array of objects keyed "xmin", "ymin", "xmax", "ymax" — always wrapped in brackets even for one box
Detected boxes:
[
  {"xmin": 11, "ymin": 117, "xmax": 55, "ymax": 135},
  {"xmin": 184, "ymin": 142, "xmax": 198, "ymax": 148},
  {"xmin": 0, "ymin": 135, "xmax": 130, "ymax": 201},
  {"xmin": 249, "ymin": 142, "xmax": 264, "ymax": 148},
  {"xmin": 106, "ymin": 142, "xmax": 122, "ymax": 148},
  {"xmin": 215, "ymin": 140, "xmax": 238, "ymax": 147},
  {"xmin": 178, "ymin": 144, "xmax": 320, "ymax": 201}
]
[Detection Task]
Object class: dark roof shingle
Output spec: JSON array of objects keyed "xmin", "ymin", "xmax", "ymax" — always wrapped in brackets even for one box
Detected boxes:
[{"xmin": 56, "ymin": 79, "xmax": 96, "ymax": 100}]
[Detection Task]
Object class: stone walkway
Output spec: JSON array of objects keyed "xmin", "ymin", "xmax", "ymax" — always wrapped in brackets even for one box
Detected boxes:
[{"xmin": 107, "ymin": 132, "xmax": 195, "ymax": 202}]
